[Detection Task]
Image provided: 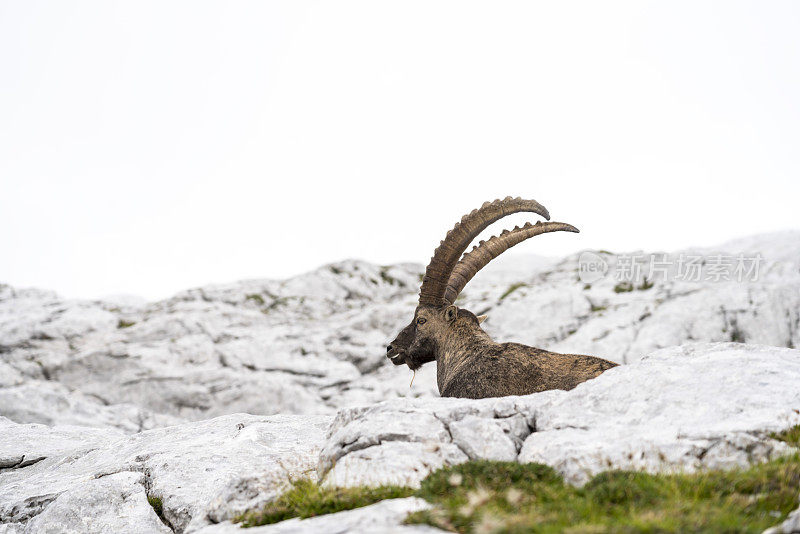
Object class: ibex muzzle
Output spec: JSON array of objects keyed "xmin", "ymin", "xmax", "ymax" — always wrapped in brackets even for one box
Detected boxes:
[{"xmin": 386, "ymin": 196, "xmax": 618, "ymax": 398}]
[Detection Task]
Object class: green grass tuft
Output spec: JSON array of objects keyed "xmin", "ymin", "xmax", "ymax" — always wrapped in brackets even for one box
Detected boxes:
[
  {"xmin": 236, "ymin": 479, "xmax": 414, "ymax": 528},
  {"xmin": 147, "ymin": 495, "xmax": 163, "ymax": 514},
  {"xmin": 772, "ymin": 425, "xmax": 800, "ymax": 447},
  {"xmin": 406, "ymin": 451, "xmax": 800, "ymax": 533},
  {"xmin": 147, "ymin": 495, "xmax": 170, "ymax": 527},
  {"xmin": 232, "ymin": 427, "xmax": 800, "ymax": 531},
  {"xmin": 245, "ymin": 293, "xmax": 266, "ymax": 305},
  {"xmin": 117, "ymin": 319, "xmax": 136, "ymax": 329},
  {"xmin": 582, "ymin": 470, "xmax": 666, "ymax": 506},
  {"xmin": 500, "ymin": 283, "xmax": 528, "ymax": 301},
  {"xmin": 730, "ymin": 324, "xmax": 746, "ymax": 343},
  {"xmin": 379, "ymin": 267, "xmax": 402, "ymax": 286},
  {"xmin": 613, "ymin": 281, "xmax": 634, "ymax": 293}
]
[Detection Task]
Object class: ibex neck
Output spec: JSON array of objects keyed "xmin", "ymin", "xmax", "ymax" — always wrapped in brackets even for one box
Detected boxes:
[{"xmin": 435, "ymin": 323, "xmax": 494, "ymax": 394}]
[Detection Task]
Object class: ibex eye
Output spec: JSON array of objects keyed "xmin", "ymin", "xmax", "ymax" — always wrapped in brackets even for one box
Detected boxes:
[{"xmin": 416, "ymin": 317, "xmax": 426, "ymax": 325}]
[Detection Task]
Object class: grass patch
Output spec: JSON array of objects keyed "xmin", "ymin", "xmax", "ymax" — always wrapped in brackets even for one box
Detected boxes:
[
  {"xmin": 772, "ymin": 425, "xmax": 800, "ymax": 447},
  {"xmin": 729, "ymin": 323, "xmax": 746, "ymax": 343},
  {"xmin": 613, "ymin": 281, "xmax": 634, "ymax": 293},
  {"xmin": 245, "ymin": 293, "xmax": 266, "ymax": 305},
  {"xmin": 379, "ymin": 267, "xmax": 402, "ymax": 286},
  {"xmin": 406, "ymin": 450, "xmax": 800, "ymax": 533},
  {"xmin": 500, "ymin": 283, "xmax": 528, "ymax": 301},
  {"xmin": 147, "ymin": 495, "xmax": 171, "ymax": 527},
  {"xmin": 264, "ymin": 296, "xmax": 295, "ymax": 313},
  {"xmin": 232, "ymin": 427, "xmax": 800, "ymax": 531},
  {"xmin": 117, "ymin": 319, "xmax": 136, "ymax": 329},
  {"xmin": 613, "ymin": 279, "xmax": 653, "ymax": 294},
  {"xmin": 147, "ymin": 495, "xmax": 163, "ymax": 515},
  {"xmin": 236, "ymin": 479, "xmax": 414, "ymax": 527}
]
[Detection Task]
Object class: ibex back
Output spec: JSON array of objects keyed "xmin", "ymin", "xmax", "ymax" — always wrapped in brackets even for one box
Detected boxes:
[{"xmin": 386, "ymin": 197, "xmax": 617, "ymax": 398}]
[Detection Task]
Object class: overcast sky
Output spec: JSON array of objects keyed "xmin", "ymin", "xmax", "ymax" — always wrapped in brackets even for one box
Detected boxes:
[{"xmin": 1, "ymin": 1, "xmax": 798, "ymax": 300}]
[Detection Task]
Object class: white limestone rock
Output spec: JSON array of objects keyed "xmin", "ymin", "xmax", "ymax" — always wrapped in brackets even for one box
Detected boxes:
[
  {"xmin": 1, "ymin": 233, "xmax": 799, "ymax": 532},
  {"xmin": 775, "ymin": 506, "xmax": 800, "ymax": 533},
  {"xmin": 0, "ymin": 343, "xmax": 798, "ymax": 533},
  {"xmin": 0, "ymin": 363, "xmax": 24, "ymax": 389},
  {"xmin": 3, "ymin": 232, "xmax": 800, "ymax": 431},
  {"xmin": 21, "ymin": 471, "xmax": 171, "ymax": 534},
  {"xmin": 0, "ymin": 416, "xmax": 123, "ymax": 471},
  {"xmin": 193, "ymin": 497, "xmax": 440, "ymax": 534},
  {"xmin": 0, "ymin": 414, "xmax": 331, "ymax": 533},
  {"xmin": 764, "ymin": 505, "xmax": 800, "ymax": 534},
  {"xmin": 0, "ymin": 381, "xmax": 181, "ymax": 433},
  {"xmin": 318, "ymin": 393, "xmax": 557, "ymax": 488},
  {"xmin": 319, "ymin": 343, "xmax": 800, "ymax": 488},
  {"xmin": 519, "ymin": 343, "xmax": 800, "ymax": 484},
  {"xmin": 449, "ymin": 416, "xmax": 518, "ymax": 462}
]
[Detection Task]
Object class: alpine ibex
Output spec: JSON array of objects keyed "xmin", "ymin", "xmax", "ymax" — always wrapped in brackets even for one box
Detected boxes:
[{"xmin": 386, "ymin": 197, "xmax": 617, "ymax": 399}]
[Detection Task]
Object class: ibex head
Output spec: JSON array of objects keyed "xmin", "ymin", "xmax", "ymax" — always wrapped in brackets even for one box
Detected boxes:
[
  {"xmin": 386, "ymin": 197, "xmax": 578, "ymax": 370},
  {"xmin": 386, "ymin": 305, "xmax": 486, "ymax": 369}
]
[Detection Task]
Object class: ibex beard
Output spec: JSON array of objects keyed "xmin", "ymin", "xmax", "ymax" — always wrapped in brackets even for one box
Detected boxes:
[{"xmin": 386, "ymin": 197, "xmax": 618, "ymax": 399}]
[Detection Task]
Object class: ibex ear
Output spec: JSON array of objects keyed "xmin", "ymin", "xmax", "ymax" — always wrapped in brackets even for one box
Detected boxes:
[
  {"xmin": 444, "ymin": 305, "xmax": 458, "ymax": 323},
  {"xmin": 477, "ymin": 315, "xmax": 488, "ymax": 324}
]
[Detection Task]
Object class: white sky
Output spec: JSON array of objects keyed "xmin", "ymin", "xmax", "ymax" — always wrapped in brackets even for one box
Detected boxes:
[{"xmin": 1, "ymin": 1, "xmax": 798, "ymax": 300}]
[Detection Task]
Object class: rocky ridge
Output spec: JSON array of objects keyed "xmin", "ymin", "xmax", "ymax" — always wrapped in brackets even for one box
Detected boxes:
[{"xmin": 1, "ymin": 231, "xmax": 799, "ymax": 532}]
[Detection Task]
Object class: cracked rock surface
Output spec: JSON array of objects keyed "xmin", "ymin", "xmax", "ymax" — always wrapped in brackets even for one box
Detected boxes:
[
  {"xmin": 319, "ymin": 343, "xmax": 800, "ymax": 487},
  {"xmin": 2, "ymin": 232, "xmax": 799, "ymax": 430},
  {"xmin": 20, "ymin": 471, "xmax": 172, "ymax": 534},
  {"xmin": 0, "ymin": 414, "xmax": 330, "ymax": 533},
  {"xmin": 1, "ymin": 345, "xmax": 798, "ymax": 532},
  {"xmin": 1, "ymin": 232, "xmax": 800, "ymax": 532}
]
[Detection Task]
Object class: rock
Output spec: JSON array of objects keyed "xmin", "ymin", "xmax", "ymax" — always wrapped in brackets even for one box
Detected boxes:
[
  {"xmin": 0, "ymin": 381, "xmax": 182, "ymax": 433},
  {"xmin": 780, "ymin": 506, "xmax": 800, "ymax": 533},
  {"xmin": 193, "ymin": 497, "xmax": 440, "ymax": 534},
  {"xmin": 449, "ymin": 416, "xmax": 519, "ymax": 461},
  {"xmin": 319, "ymin": 394, "xmax": 558, "ymax": 487},
  {"xmin": 0, "ymin": 363, "xmax": 23, "ymax": 389},
  {"xmin": 3, "ymin": 233, "xmax": 800, "ymax": 431},
  {"xmin": 21, "ymin": 471, "xmax": 171, "ymax": 534},
  {"xmin": 765, "ymin": 504, "xmax": 800, "ymax": 534},
  {"xmin": 0, "ymin": 261, "xmax": 427, "ymax": 425},
  {"xmin": 519, "ymin": 343, "xmax": 800, "ymax": 484},
  {"xmin": 0, "ymin": 416, "xmax": 123, "ymax": 469},
  {"xmin": 319, "ymin": 343, "xmax": 800, "ymax": 487},
  {"xmin": 1, "ymin": 343, "xmax": 799, "ymax": 532},
  {"xmin": 0, "ymin": 414, "xmax": 331, "ymax": 533},
  {"xmin": 2, "ymin": 234, "xmax": 800, "ymax": 532}
]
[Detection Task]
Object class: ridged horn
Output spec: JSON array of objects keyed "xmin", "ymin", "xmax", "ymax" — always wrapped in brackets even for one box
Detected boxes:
[
  {"xmin": 443, "ymin": 221, "xmax": 579, "ymax": 304},
  {"xmin": 418, "ymin": 197, "xmax": 550, "ymax": 306}
]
